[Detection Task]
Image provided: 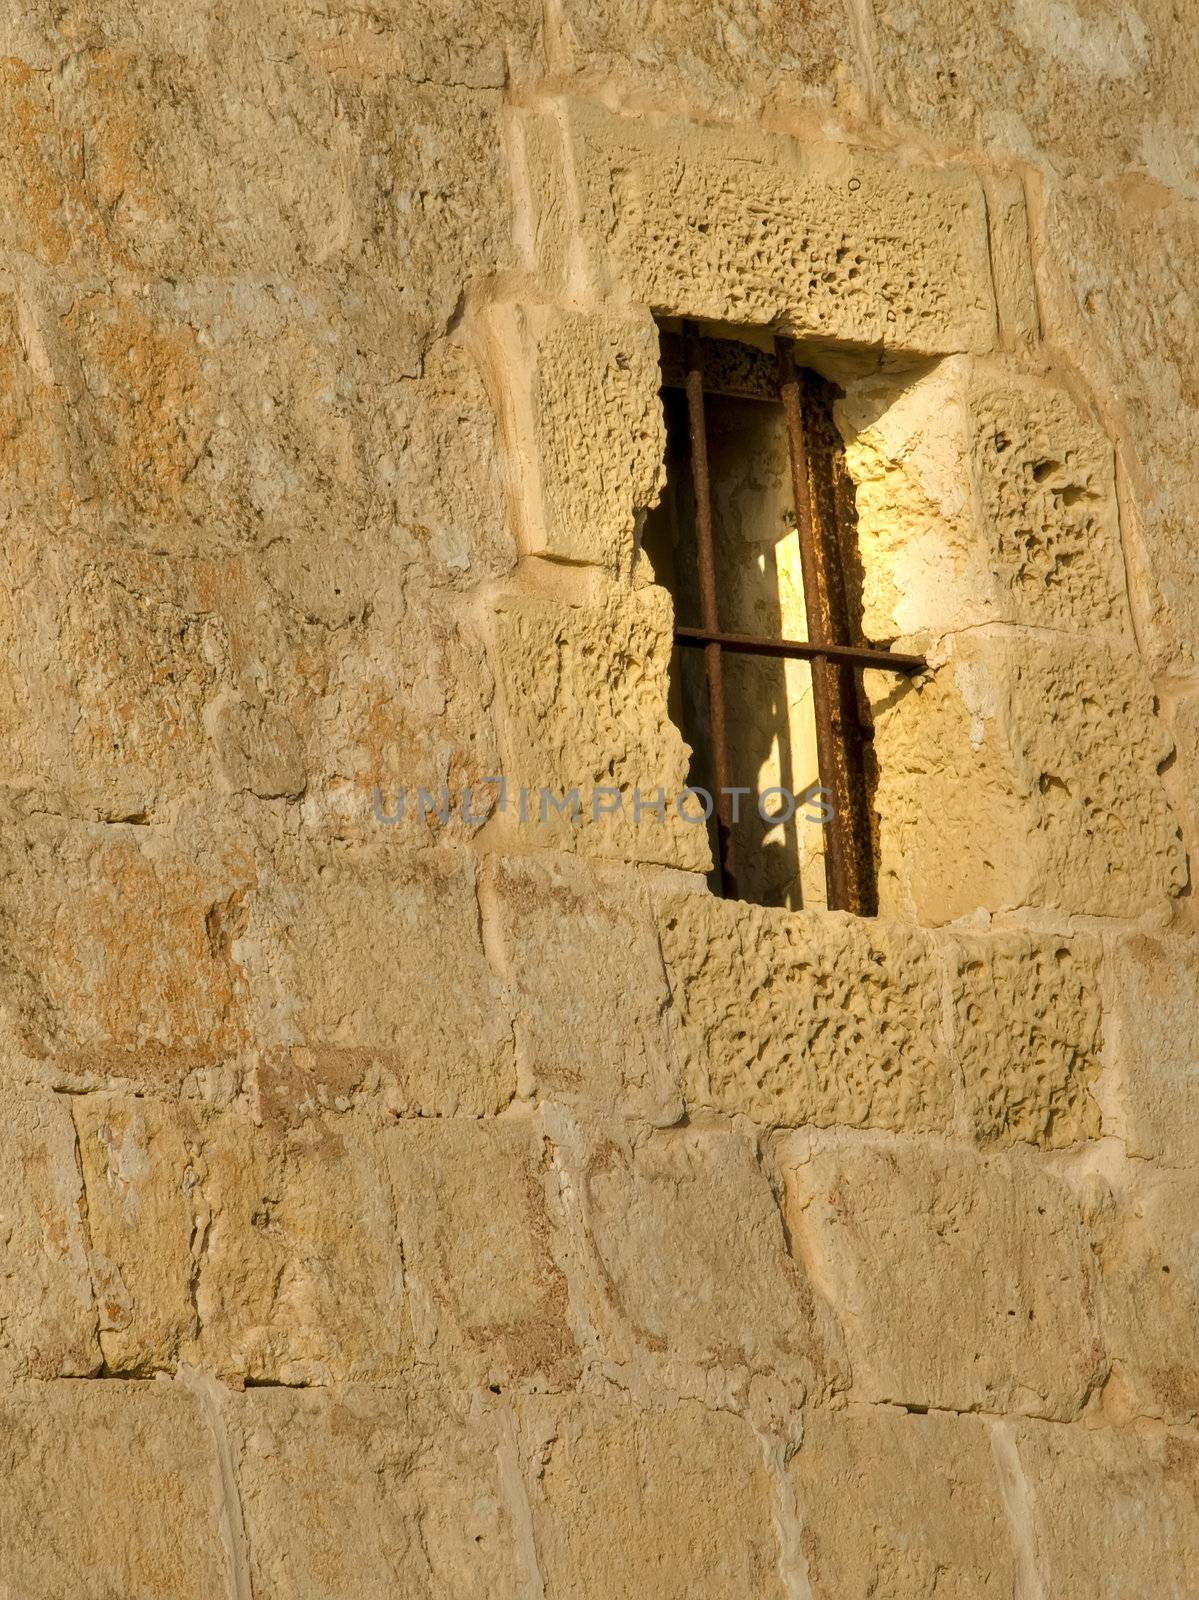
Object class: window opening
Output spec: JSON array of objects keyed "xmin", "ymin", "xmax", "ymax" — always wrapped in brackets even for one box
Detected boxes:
[{"xmin": 644, "ymin": 323, "xmax": 924, "ymax": 915}]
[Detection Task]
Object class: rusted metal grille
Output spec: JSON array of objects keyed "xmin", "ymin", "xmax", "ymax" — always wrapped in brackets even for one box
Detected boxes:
[{"xmin": 659, "ymin": 325, "xmax": 925, "ymax": 915}]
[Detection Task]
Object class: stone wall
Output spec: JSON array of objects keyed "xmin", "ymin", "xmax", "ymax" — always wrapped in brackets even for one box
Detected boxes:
[{"xmin": 1, "ymin": 2, "xmax": 1197, "ymax": 1595}]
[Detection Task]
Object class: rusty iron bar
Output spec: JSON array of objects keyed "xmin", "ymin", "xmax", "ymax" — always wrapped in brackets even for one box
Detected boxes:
[
  {"xmin": 682, "ymin": 321, "xmax": 737, "ymax": 898},
  {"xmin": 674, "ymin": 626, "xmax": 924, "ymax": 674},
  {"xmin": 777, "ymin": 342, "xmax": 859, "ymax": 913}
]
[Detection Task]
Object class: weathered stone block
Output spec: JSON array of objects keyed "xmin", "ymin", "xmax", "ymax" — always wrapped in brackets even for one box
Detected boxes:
[
  {"xmin": 562, "ymin": 1126, "xmax": 848, "ymax": 1400},
  {"xmin": 387, "ymin": 1119, "xmax": 579, "ymax": 1389},
  {"xmin": 229, "ymin": 1384, "xmax": 520, "ymax": 1600},
  {"xmin": 247, "ymin": 844, "xmax": 513, "ymax": 1118},
  {"xmin": 506, "ymin": 305, "xmax": 665, "ymax": 571},
  {"xmin": 782, "ymin": 1141, "xmax": 1104, "ymax": 1417},
  {"xmin": 790, "ymin": 1408, "xmax": 1014, "ymax": 1599},
  {"xmin": 657, "ymin": 894, "xmax": 953, "ymax": 1131},
  {"xmin": 516, "ymin": 1397, "xmax": 785, "ymax": 1599},
  {"xmin": 0, "ymin": 1083, "xmax": 98, "ymax": 1381},
  {"xmin": 1012, "ymin": 1420, "xmax": 1199, "ymax": 1598},
  {"xmin": 946, "ymin": 930, "xmax": 1102, "ymax": 1147},
  {"xmin": 839, "ymin": 362, "xmax": 1129, "ymax": 643},
  {"xmin": 489, "ymin": 854, "xmax": 679, "ymax": 1121},
  {"xmin": 1104, "ymin": 933, "xmax": 1199, "ymax": 1169},
  {"xmin": 490, "ymin": 580, "xmax": 708, "ymax": 872},
  {"xmin": 984, "ymin": 173, "xmax": 1039, "ymax": 349},
  {"xmin": 871, "ymin": 633, "xmax": 1185, "ymax": 922},
  {"xmin": 1098, "ymin": 1176, "xmax": 1199, "ymax": 1425},
  {"xmin": 555, "ymin": 0, "xmax": 855, "ymax": 117},
  {"xmin": 564, "ymin": 101, "xmax": 996, "ymax": 355},
  {"xmin": 0, "ymin": 1381, "xmax": 231, "ymax": 1597}
]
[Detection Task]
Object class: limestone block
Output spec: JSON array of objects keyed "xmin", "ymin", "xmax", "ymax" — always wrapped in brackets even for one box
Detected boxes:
[
  {"xmin": 873, "ymin": 0, "xmax": 1196, "ymax": 188},
  {"xmin": 1013, "ymin": 1420, "xmax": 1199, "ymax": 1598},
  {"xmin": 984, "ymin": 173, "xmax": 1039, "ymax": 349},
  {"xmin": 789, "ymin": 1408, "xmax": 1015, "ymax": 1599},
  {"xmin": 838, "ymin": 362, "xmax": 1128, "ymax": 643},
  {"xmin": 782, "ymin": 1141, "xmax": 1104, "ymax": 1417},
  {"xmin": 657, "ymin": 893, "xmax": 953, "ymax": 1131},
  {"xmin": 1098, "ymin": 1176, "xmax": 1199, "ymax": 1424},
  {"xmin": 1165, "ymin": 690, "xmax": 1199, "ymax": 866},
  {"xmin": 489, "ymin": 854, "xmax": 680, "ymax": 1122},
  {"xmin": 564, "ymin": 102, "xmax": 996, "ymax": 355},
  {"xmin": 871, "ymin": 633, "xmax": 1185, "ymax": 922},
  {"xmin": 1104, "ymin": 933, "xmax": 1199, "ymax": 1168},
  {"xmin": 0, "ymin": 1082, "xmax": 98, "ymax": 1381},
  {"xmin": 0, "ymin": 1380, "xmax": 231, "ymax": 1597},
  {"xmin": 1039, "ymin": 180, "xmax": 1199, "ymax": 674},
  {"xmin": 196, "ymin": 1112, "xmax": 410, "ymax": 1384},
  {"xmin": 562, "ymin": 1126, "xmax": 848, "ymax": 1400},
  {"xmin": 510, "ymin": 305, "xmax": 665, "ymax": 571},
  {"xmin": 229, "ymin": 1385, "xmax": 520, "ymax": 1600},
  {"xmin": 72, "ymin": 1094, "xmax": 198, "ymax": 1374},
  {"xmin": 490, "ymin": 581, "xmax": 709, "ymax": 872},
  {"xmin": 0, "ymin": 817, "xmax": 253, "ymax": 1086},
  {"xmin": 946, "ymin": 930, "xmax": 1102, "ymax": 1147},
  {"xmin": 516, "ymin": 1396, "xmax": 785, "ymax": 1600},
  {"xmin": 554, "ymin": 0, "xmax": 856, "ymax": 117},
  {"xmin": 246, "ymin": 843, "xmax": 513, "ymax": 1118},
  {"xmin": 387, "ymin": 1119, "xmax": 579, "ymax": 1388}
]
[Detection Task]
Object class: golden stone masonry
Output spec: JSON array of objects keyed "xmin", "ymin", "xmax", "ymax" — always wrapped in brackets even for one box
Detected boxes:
[{"xmin": 0, "ymin": 1, "xmax": 1197, "ymax": 1595}]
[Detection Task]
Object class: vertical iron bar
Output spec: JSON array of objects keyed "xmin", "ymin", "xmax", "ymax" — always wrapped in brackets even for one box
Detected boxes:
[
  {"xmin": 778, "ymin": 342, "xmax": 855, "ymax": 912},
  {"xmin": 683, "ymin": 323, "xmax": 737, "ymax": 898}
]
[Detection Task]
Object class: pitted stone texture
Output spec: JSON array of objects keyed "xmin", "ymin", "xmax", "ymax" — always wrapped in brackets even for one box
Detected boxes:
[
  {"xmin": 1013, "ymin": 1420, "xmax": 1199, "ymax": 1598},
  {"xmin": 490, "ymin": 581, "xmax": 708, "ymax": 871},
  {"xmin": 387, "ymin": 1119, "xmax": 579, "ymax": 1390},
  {"xmin": 0, "ymin": 1381, "xmax": 231, "ymax": 1598},
  {"xmin": 0, "ymin": 1083, "xmax": 99, "ymax": 1382},
  {"xmin": 657, "ymin": 894, "xmax": 952, "ymax": 1131},
  {"xmin": 1106, "ymin": 933, "xmax": 1199, "ymax": 1168},
  {"xmin": 0, "ymin": 816, "xmax": 253, "ymax": 1086},
  {"xmin": 789, "ymin": 1408, "xmax": 1014, "ymax": 1600},
  {"xmin": 74, "ymin": 1101, "xmax": 410, "ymax": 1383},
  {"xmin": 491, "ymin": 855, "xmax": 679, "ymax": 1122},
  {"xmin": 564, "ymin": 102, "xmax": 996, "ymax": 355},
  {"xmin": 562, "ymin": 1126, "xmax": 848, "ymax": 1401},
  {"xmin": 838, "ymin": 363, "xmax": 1128, "ymax": 643},
  {"xmin": 1039, "ymin": 180, "xmax": 1199, "ymax": 675},
  {"xmin": 874, "ymin": 0, "xmax": 1197, "ymax": 188},
  {"xmin": 247, "ymin": 844, "xmax": 513, "ymax": 1118},
  {"xmin": 782, "ymin": 1142, "xmax": 1104, "ymax": 1417},
  {"xmin": 230, "ymin": 1385, "xmax": 520, "ymax": 1600},
  {"xmin": 555, "ymin": 0, "xmax": 855, "ymax": 117},
  {"xmin": 1098, "ymin": 1176, "xmax": 1199, "ymax": 1425},
  {"xmin": 516, "ymin": 1396, "xmax": 785, "ymax": 1600},
  {"xmin": 516, "ymin": 306, "xmax": 665, "ymax": 571},
  {"xmin": 947, "ymin": 930, "xmax": 1102, "ymax": 1147},
  {"xmin": 871, "ymin": 634, "xmax": 1185, "ymax": 922}
]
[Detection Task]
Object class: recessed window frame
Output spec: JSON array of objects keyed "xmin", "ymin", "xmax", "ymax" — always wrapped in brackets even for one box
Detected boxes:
[{"xmin": 657, "ymin": 322, "xmax": 926, "ymax": 915}]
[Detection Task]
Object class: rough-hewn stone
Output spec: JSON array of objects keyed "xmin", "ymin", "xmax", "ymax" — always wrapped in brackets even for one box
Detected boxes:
[
  {"xmin": 558, "ymin": 1125, "xmax": 847, "ymax": 1403},
  {"xmin": 657, "ymin": 894, "xmax": 953, "ymax": 1131},
  {"xmin": 516, "ymin": 1397, "xmax": 785, "ymax": 1599},
  {"xmin": 1013, "ymin": 1420, "xmax": 1199, "ymax": 1598},
  {"xmin": 782, "ymin": 1140, "xmax": 1104, "ymax": 1417},
  {"xmin": 490, "ymin": 579, "xmax": 708, "ymax": 871},
  {"xmin": 1104, "ymin": 933, "xmax": 1199, "ymax": 1169},
  {"xmin": 790, "ymin": 1407, "xmax": 1015, "ymax": 1599},
  {"xmin": 871, "ymin": 633, "xmax": 1185, "ymax": 922},
  {"xmin": 947, "ymin": 930, "xmax": 1102, "ymax": 1147},
  {"xmin": 229, "ymin": 1384, "xmax": 520, "ymax": 1599},
  {"xmin": 490, "ymin": 854, "xmax": 679, "ymax": 1122},
  {"xmin": 387, "ymin": 1118, "xmax": 579, "ymax": 1389},
  {"xmin": 0, "ymin": 1381, "xmax": 231, "ymax": 1597},
  {"xmin": 563, "ymin": 101, "xmax": 996, "ymax": 355},
  {"xmin": 0, "ymin": 1083, "xmax": 98, "ymax": 1381}
]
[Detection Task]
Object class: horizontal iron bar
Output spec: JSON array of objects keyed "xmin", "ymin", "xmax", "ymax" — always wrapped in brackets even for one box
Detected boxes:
[{"xmin": 674, "ymin": 625, "xmax": 925, "ymax": 673}]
